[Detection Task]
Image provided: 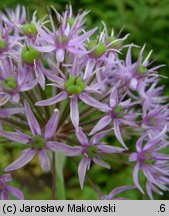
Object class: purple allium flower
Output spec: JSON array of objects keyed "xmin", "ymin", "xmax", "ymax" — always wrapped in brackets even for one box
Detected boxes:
[
  {"xmin": 1, "ymin": 5, "xmax": 26, "ymax": 34},
  {"xmin": 35, "ymin": 57, "xmax": 109, "ymax": 130},
  {"xmin": 48, "ymin": 128, "xmax": 125, "ymax": 189},
  {"xmin": 89, "ymin": 83, "xmax": 137, "ymax": 149},
  {"xmin": 0, "ymin": 59, "xmax": 38, "ymax": 105},
  {"xmin": 1, "ymin": 101, "xmax": 60, "ymax": 172},
  {"xmin": 101, "ymin": 185, "xmax": 136, "ymax": 200},
  {"xmin": 117, "ymin": 45, "xmax": 164, "ymax": 92},
  {"xmin": 31, "ymin": 6, "xmax": 97, "ymax": 63},
  {"xmin": 0, "ymin": 174, "xmax": 23, "ymax": 200},
  {"xmin": 129, "ymin": 126, "xmax": 169, "ymax": 196}
]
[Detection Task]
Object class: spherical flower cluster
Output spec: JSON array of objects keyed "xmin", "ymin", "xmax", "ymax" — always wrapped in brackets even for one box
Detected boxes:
[{"xmin": 0, "ymin": 4, "xmax": 168, "ymax": 200}]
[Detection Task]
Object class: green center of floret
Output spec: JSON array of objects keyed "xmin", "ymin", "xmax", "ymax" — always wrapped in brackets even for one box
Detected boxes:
[
  {"xmin": 56, "ymin": 35, "xmax": 68, "ymax": 44},
  {"xmin": 0, "ymin": 39, "xmax": 7, "ymax": 49},
  {"xmin": 32, "ymin": 135, "xmax": 45, "ymax": 149},
  {"xmin": 143, "ymin": 152, "xmax": 153, "ymax": 165},
  {"xmin": 2, "ymin": 77, "xmax": 17, "ymax": 90},
  {"xmin": 21, "ymin": 46, "xmax": 39, "ymax": 64},
  {"xmin": 109, "ymin": 36, "xmax": 119, "ymax": 48},
  {"xmin": 68, "ymin": 17, "xmax": 74, "ymax": 27},
  {"xmin": 64, "ymin": 75, "xmax": 85, "ymax": 95},
  {"xmin": 23, "ymin": 23, "xmax": 37, "ymax": 37},
  {"xmin": 137, "ymin": 64, "xmax": 147, "ymax": 75},
  {"xmin": 86, "ymin": 145, "xmax": 98, "ymax": 158},
  {"xmin": 87, "ymin": 40, "xmax": 106, "ymax": 58},
  {"xmin": 113, "ymin": 104, "xmax": 125, "ymax": 118}
]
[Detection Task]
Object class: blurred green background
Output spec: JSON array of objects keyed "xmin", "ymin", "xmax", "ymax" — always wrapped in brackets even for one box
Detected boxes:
[{"xmin": 0, "ymin": 0, "xmax": 169, "ymax": 200}]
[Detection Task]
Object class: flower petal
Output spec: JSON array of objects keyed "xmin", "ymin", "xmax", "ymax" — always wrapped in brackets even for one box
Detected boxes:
[
  {"xmin": 5, "ymin": 149, "xmax": 36, "ymax": 172},
  {"xmin": 38, "ymin": 150, "xmax": 51, "ymax": 172},
  {"xmin": 46, "ymin": 141, "xmax": 83, "ymax": 156},
  {"xmin": 44, "ymin": 108, "xmax": 60, "ymax": 139},
  {"xmin": 79, "ymin": 93, "xmax": 110, "ymax": 112},
  {"xmin": 133, "ymin": 162, "xmax": 144, "ymax": 194},
  {"xmin": 0, "ymin": 131, "xmax": 30, "ymax": 144},
  {"xmin": 114, "ymin": 119, "xmax": 128, "ymax": 149},
  {"xmin": 35, "ymin": 91, "xmax": 68, "ymax": 106},
  {"xmin": 6, "ymin": 186, "xmax": 24, "ymax": 200},
  {"xmin": 70, "ymin": 96, "xmax": 79, "ymax": 130},
  {"xmin": 75, "ymin": 128, "xmax": 89, "ymax": 145},
  {"xmin": 89, "ymin": 115, "xmax": 112, "ymax": 135},
  {"xmin": 78, "ymin": 156, "xmax": 91, "ymax": 189},
  {"xmin": 24, "ymin": 100, "xmax": 41, "ymax": 136}
]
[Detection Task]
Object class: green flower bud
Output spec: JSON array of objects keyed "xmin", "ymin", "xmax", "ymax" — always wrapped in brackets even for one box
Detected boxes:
[
  {"xmin": 32, "ymin": 135, "xmax": 45, "ymax": 149},
  {"xmin": 88, "ymin": 40, "xmax": 106, "ymax": 58},
  {"xmin": 2, "ymin": 77, "xmax": 17, "ymax": 90},
  {"xmin": 109, "ymin": 36, "xmax": 119, "ymax": 48},
  {"xmin": 21, "ymin": 46, "xmax": 39, "ymax": 64},
  {"xmin": 64, "ymin": 76, "xmax": 85, "ymax": 95},
  {"xmin": 23, "ymin": 23, "xmax": 37, "ymax": 37},
  {"xmin": 137, "ymin": 64, "xmax": 146, "ymax": 75},
  {"xmin": 0, "ymin": 39, "xmax": 7, "ymax": 49},
  {"xmin": 68, "ymin": 17, "xmax": 74, "ymax": 27},
  {"xmin": 86, "ymin": 145, "xmax": 97, "ymax": 158}
]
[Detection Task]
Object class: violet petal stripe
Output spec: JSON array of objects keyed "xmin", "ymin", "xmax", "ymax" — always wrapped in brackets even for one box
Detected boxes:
[
  {"xmin": 43, "ymin": 70, "xmax": 65, "ymax": 88},
  {"xmin": 44, "ymin": 108, "xmax": 59, "ymax": 139},
  {"xmin": 78, "ymin": 156, "xmax": 91, "ymax": 189},
  {"xmin": 0, "ymin": 131, "xmax": 30, "ymax": 144},
  {"xmin": 35, "ymin": 91, "xmax": 68, "ymax": 106},
  {"xmin": 109, "ymin": 85, "xmax": 118, "ymax": 107},
  {"xmin": 133, "ymin": 162, "xmax": 144, "ymax": 194},
  {"xmin": 0, "ymin": 95, "xmax": 10, "ymax": 106},
  {"xmin": 6, "ymin": 186, "xmax": 24, "ymax": 200},
  {"xmin": 70, "ymin": 96, "xmax": 79, "ymax": 130},
  {"xmin": 75, "ymin": 128, "xmax": 89, "ymax": 145},
  {"xmin": 108, "ymin": 185, "xmax": 136, "ymax": 199},
  {"xmin": 98, "ymin": 144, "xmax": 125, "ymax": 154},
  {"xmin": 91, "ymin": 128, "xmax": 112, "ymax": 144},
  {"xmin": 69, "ymin": 27, "xmax": 97, "ymax": 46},
  {"xmin": 92, "ymin": 157, "xmax": 110, "ymax": 169},
  {"xmin": 38, "ymin": 150, "xmax": 51, "ymax": 172},
  {"xmin": 32, "ymin": 45, "xmax": 55, "ymax": 52},
  {"xmin": 129, "ymin": 78, "xmax": 138, "ymax": 90},
  {"xmin": 24, "ymin": 100, "xmax": 41, "ymax": 136},
  {"xmin": 5, "ymin": 149, "xmax": 36, "ymax": 172},
  {"xmin": 83, "ymin": 58, "xmax": 95, "ymax": 80},
  {"xmin": 113, "ymin": 119, "xmax": 128, "ymax": 149},
  {"xmin": 89, "ymin": 115, "xmax": 112, "ymax": 136},
  {"xmin": 79, "ymin": 93, "xmax": 110, "ymax": 112},
  {"xmin": 1, "ymin": 174, "xmax": 12, "ymax": 182},
  {"xmin": 46, "ymin": 141, "xmax": 83, "ymax": 156},
  {"xmin": 34, "ymin": 68, "xmax": 45, "ymax": 90}
]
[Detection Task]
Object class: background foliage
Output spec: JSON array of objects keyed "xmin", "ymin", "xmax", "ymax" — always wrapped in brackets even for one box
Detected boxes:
[{"xmin": 0, "ymin": 0, "xmax": 169, "ymax": 200}]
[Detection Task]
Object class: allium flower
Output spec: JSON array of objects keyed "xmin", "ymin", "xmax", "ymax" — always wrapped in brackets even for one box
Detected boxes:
[
  {"xmin": 117, "ymin": 45, "xmax": 164, "ymax": 92},
  {"xmin": 0, "ymin": 174, "xmax": 23, "ymax": 200},
  {"xmin": 1, "ymin": 101, "xmax": 59, "ymax": 172},
  {"xmin": 32, "ymin": 6, "xmax": 97, "ymax": 63},
  {"xmin": 48, "ymin": 128, "xmax": 125, "ymax": 189},
  {"xmin": 129, "ymin": 126, "xmax": 169, "ymax": 197},
  {"xmin": 89, "ymin": 83, "xmax": 137, "ymax": 149},
  {"xmin": 1, "ymin": 5, "xmax": 26, "ymax": 34},
  {"xmin": 35, "ymin": 57, "xmax": 108, "ymax": 130},
  {"xmin": 101, "ymin": 185, "xmax": 136, "ymax": 200},
  {"xmin": 0, "ymin": 59, "xmax": 38, "ymax": 105}
]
